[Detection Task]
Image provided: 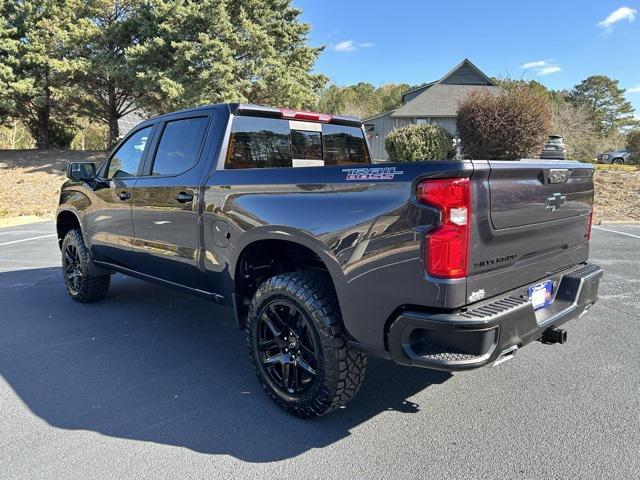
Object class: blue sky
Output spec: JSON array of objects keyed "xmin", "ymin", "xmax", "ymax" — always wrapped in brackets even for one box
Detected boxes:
[{"xmin": 294, "ymin": 0, "xmax": 640, "ymax": 115}]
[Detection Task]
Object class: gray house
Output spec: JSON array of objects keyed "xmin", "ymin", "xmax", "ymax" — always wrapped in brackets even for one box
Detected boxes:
[
  {"xmin": 363, "ymin": 59, "xmax": 500, "ymax": 160},
  {"xmin": 117, "ymin": 110, "xmax": 146, "ymax": 139}
]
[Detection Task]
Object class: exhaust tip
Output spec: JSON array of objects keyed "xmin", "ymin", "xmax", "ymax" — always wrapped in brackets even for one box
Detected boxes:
[{"xmin": 541, "ymin": 327, "xmax": 567, "ymax": 345}]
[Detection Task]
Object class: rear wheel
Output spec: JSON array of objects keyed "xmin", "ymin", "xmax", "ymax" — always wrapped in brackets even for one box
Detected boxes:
[
  {"xmin": 247, "ymin": 272, "xmax": 367, "ymax": 418},
  {"xmin": 61, "ymin": 228, "xmax": 110, "ymax": 302}
]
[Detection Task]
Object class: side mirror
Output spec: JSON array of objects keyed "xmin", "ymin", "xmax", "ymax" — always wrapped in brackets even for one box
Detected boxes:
[{"xmin": 67, "ymin": 162, "xmax": 96, "ymax": 181}]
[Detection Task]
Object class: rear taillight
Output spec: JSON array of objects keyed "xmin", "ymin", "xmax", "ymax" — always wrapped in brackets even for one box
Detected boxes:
[
  {"xmin": 586, "ymin": 208, "xmax": 594, "ymax": 240},
  {"xmin": 416, "ymin": 178, "xmax": 471, "ymax": 279},
  {"xmin": 280, "ymin": 108, "xmax": 333, "ymax": 123}
]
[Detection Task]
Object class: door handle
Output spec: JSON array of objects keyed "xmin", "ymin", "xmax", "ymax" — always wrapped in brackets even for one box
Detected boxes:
[
  {"xmin": 175, "ymin": 192, "xmax": 194, "ymax": 203},
  {"xmin": 117, "ymin": 191, "xmax": 131, "ymax": 201}
]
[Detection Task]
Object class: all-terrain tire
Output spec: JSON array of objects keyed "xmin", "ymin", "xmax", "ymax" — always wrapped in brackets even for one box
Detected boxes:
[
  {"xmin": 61, "ymin": 228, "xmax": 110, "ymax": 302},
  {"xmin": 247, "ymin": 271, "xmax": 367, "ymax": 418}
]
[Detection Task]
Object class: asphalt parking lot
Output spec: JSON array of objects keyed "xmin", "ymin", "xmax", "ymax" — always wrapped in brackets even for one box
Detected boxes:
[{"xmin": 0, "ymin": 221, "xmax": 638, "ymax": 479}]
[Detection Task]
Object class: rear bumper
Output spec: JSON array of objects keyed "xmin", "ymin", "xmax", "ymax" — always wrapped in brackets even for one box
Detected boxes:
[
  {"xmin": 388, "ymin": 263, "xmax": 602, "ymax": 371},
  {"xmin": 541, "ymin": 150, "xmax": 567, "ymax": 159}
]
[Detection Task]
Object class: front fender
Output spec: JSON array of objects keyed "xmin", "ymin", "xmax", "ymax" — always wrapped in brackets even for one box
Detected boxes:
[{"xmin": 57, "ymin": 184, "xmax": 93, "ymax": 246}]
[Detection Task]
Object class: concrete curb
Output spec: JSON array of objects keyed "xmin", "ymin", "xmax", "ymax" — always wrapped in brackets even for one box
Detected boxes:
[{"xmin": 597, "ymin": 221, "xmax": 640, "ymax": 225}]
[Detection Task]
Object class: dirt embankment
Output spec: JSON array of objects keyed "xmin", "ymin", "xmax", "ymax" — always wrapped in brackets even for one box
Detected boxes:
[
  {"xmin": 593, "ymin": 168, "xmax": 640, "ymax": 223},
  {"xmin": 0, "ymin": 149, "xmax": 637, "ymax": 223},
  {"xmin": 0, "ymin": 150, "xmax": 107, "ymax": 218}
]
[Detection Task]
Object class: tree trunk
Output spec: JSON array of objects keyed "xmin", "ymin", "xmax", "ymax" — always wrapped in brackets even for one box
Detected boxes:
[
  {"xmin": 36, "ymin": 107, "xmax": 50, "ymax": 149},
  {"xmin": 107, "ymin": 82, "xmax": 119, "ymax": 147},
  {"xmin": 10, "ymin": 120, "xmax": 17, "ymax": 149},
  {"xmin": 36, "ymin": 70, "xmax": 51, "ymax": 149}
]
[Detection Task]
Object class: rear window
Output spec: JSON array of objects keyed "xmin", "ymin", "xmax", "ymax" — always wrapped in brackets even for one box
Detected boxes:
[
  {"xmin": 291, "ymin": 130, "xmax": 322, "ymax": 161},
  {"xmin": 225, "ymin": 116, "xmax": 369, "ymax": 169}
]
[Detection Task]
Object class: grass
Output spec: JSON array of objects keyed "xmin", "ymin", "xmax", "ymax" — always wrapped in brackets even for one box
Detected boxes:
[{"xmin": 593, "ymin": 163, "xmax": 637, "ymax": 172}]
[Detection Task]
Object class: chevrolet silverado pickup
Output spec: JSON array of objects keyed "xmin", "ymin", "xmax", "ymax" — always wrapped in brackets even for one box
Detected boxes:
[{"xmin": 57, "ymin": 103, "xmax": 602, "ymax": 417}]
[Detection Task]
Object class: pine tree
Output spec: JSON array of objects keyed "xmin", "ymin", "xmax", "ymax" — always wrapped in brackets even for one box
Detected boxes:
[
  {"xmin": 570, "ymin": 75, "xmax": 636, "ymax": 134},
  {"xmin": 72, "ymin": 0, "xmax": 151, "ymax": 146},
  {"xmin": 2, "ymin": 0, "xmax": 82, "ymax": 148},
  {"xmin": 0, "ymin": 0, "xmax": 18, "ymax": 122},
  {"xmin": 128, "ymin": 0, "xmax": 327, "ymax": 115}
]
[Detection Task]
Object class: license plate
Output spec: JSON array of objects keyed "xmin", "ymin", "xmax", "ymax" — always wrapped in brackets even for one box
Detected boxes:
[{"xmin": 528, "ymin": 281, "xmax": 553, "ymax": 310}]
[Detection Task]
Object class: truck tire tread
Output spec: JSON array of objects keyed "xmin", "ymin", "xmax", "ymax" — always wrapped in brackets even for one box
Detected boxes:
[{"xmin": 246, "ymin": 271, "xmax": 367, "ymax": 418}]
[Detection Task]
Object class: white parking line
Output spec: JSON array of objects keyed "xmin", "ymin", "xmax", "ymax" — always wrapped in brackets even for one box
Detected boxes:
[
  {"xmin": 0, "ymin": 234, "xmax": 57, "ymax": 247},
  {"xmin": 593, "ymin": 226, "xmax": 640, "ymax": 240}
]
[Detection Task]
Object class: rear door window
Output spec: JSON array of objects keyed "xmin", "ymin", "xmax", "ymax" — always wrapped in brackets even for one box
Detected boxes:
[
  {"xmin": 225, "ymin": 116, "xmax": 369, "ymax": 169},
  {"xmin": 151, "ymin": 117, "xmax": 209, "ymax": 176}
]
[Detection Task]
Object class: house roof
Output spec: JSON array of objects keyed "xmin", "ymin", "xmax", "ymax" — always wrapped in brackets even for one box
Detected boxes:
[
  {"xmin": 400, "ymin": 81, "xmax": 437, "ymax": 103},
  {"xmin": 363, "ymin": 59, "xmax": 499, "ymax": 121},
  {"xmin": 362, "ymin": 109, "xmax": 397, "ymax": 122},
  {"xmin": 436, "ymin": 58, "xmax": 496, "ymax": 87},
  {"xmin": 392, "ymin": 84, "xmax": 500, "ymax": 117}
]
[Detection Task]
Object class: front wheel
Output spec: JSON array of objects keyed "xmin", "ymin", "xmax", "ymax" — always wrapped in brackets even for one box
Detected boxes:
[
  {"xmin": 247, "ymin": 272, "xmax": 367, "ymax": 418},
  {"xmin": 61, "ymin": 228, "xmax": 110, "ymax": 302},
  {"xmin": 612, "ymin": 158, "xmax": 624, "ymax": 165}
]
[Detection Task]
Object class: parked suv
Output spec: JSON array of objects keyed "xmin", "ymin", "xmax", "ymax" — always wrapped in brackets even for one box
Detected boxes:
[
  {"xmin": 596, "ymin": 149, "xmax": 630, "ymax": 164},
  {"xmin": 57, "ymin": 103, "xmax": 602, "ymax": 417},
  {"xmin": 541, "ymin": 135, "xmax": 567, "ymax": 160}
]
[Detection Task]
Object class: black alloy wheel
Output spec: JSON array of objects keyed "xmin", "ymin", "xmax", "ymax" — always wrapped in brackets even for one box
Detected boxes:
[
  {"xmin": 247, "ymin": 272, "xmax": 367, "ymax": 418},
  {"xmin": 257, "ymin": 299, "xmax": 320, "ymax": 395},
  {"xmin": 60, "ymin": 228, "xmax": 110, "ymax": 302},
  {"xmin": 63, "ymin": 242, "xmax": 83, "ymax": 295}
]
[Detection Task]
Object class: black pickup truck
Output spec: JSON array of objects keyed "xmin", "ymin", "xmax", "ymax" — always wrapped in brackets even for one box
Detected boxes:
[{"xmin": 57, "ymin": 103, "xmax": 602, "ymax": 417}]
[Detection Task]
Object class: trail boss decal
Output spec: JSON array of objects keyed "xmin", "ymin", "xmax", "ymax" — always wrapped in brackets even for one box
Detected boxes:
[{"xmin": 342, "ymin": 167, "xmax": 404, "ymax": 181}]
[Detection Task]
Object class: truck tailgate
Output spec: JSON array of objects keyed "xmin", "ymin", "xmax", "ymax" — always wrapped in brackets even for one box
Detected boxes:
[
  {"xmin": 466, "ymin": 160, "xmax": 594, "ymax": 304},
  {"xmin": 488, "ymin": 160, "xmax": 593, "ymax": 228}
]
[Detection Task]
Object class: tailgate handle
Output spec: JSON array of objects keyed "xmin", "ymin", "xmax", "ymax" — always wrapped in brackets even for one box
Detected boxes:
[{"xmin": 548, "ymin": 169, "xmax": 570, "ymax": 184}]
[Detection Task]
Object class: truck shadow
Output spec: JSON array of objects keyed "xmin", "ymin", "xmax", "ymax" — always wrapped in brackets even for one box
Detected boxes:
[{"xmin": 0, "ymin": 267, "xmax": 451, "ymax": 462}]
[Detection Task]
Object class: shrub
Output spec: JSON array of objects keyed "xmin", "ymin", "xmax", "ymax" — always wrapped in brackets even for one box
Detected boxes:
[
  {"xmin": 626, "ymin": 129, "xmax": 640, "ymax": 166},
  {"xmin": 385, "ymin": 123, "xmax": 454, "ymax": 161},
  {"xmin": 457, "ymin": 87, "xmax": 552, "ymax": 160}
]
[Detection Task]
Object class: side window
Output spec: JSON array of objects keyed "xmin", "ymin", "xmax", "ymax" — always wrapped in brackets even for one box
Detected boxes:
[
  {"xmin": 322, "ymin": 124, "xmax": 370, "ymax": 165},
  {"xmin": 151, "ymin": 117, "xmax": 209, "ymax": 176},
  {"xmin": 107, "ymin": 126, "xmax": 153, "ymax": 179},
  {"xmin": 225, "ymin": 116, "xmax": 292, "ymax": 169}
]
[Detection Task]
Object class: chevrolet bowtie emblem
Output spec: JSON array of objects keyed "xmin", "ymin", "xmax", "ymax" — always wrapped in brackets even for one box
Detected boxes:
[{"xmin": 545, "ymin": 193, "xmax": 566, "ymax": 211}]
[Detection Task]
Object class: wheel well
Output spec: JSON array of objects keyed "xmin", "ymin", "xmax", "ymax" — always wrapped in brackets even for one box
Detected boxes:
[
  {"xmin": 56, "ymin": 211, "xmax": 80, "ymax": 249},
  {"xmin": 234, "ymin": 239, "xmax": 334, "ymax": 328}
]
